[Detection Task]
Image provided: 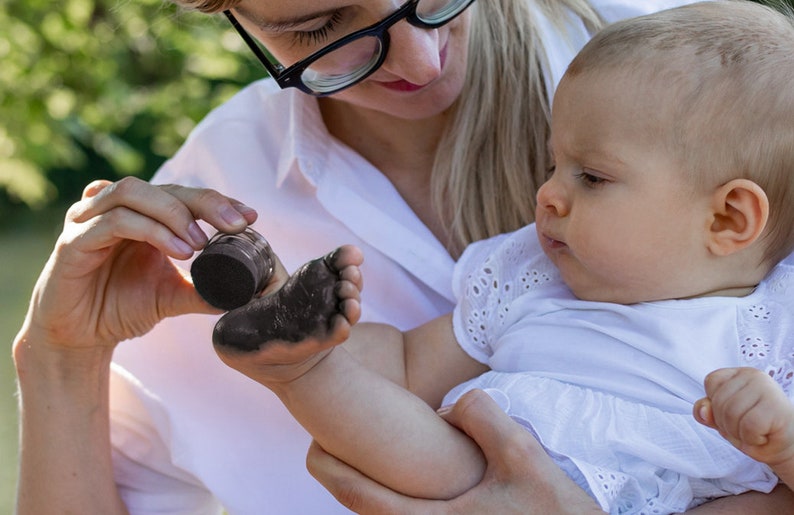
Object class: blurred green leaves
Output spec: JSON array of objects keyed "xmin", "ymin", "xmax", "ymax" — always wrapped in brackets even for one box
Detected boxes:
[{"xmin": 0, "ymin": 0, "xmax": 261, "ymax": 217}]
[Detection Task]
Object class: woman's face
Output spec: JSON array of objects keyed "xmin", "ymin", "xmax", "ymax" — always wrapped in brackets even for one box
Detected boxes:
[{"xmin": 231, "ymin": 0, "xmax": 472, "ymax": 120}]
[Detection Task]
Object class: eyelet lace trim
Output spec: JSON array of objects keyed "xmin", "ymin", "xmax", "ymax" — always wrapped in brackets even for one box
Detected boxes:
[
  {"xmin": 461, "ymin": 235, "xmax": 558, "ymax": 351},
  {"xmin": 737, "ymin": 262, "xmax": 794, "ymax": 397},
  {"xmin": 738, "ymin": 298, "xmax": 794, "ymax": 396}
]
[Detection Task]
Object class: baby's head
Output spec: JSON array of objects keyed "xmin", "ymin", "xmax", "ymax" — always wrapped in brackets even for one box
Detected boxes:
[{"xmin": 538, "ymin": 1, "xmax": 794, "ymax": 303}]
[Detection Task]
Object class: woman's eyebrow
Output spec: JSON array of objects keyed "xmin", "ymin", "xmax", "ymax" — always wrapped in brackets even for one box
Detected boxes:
[{"xmin": 233, "ymin": 6, "xmax": 339, "ymax": 31}]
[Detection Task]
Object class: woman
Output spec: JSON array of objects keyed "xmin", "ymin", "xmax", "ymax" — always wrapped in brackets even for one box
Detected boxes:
[{"xmin": 14, "ymin": 0, "xmax": 789, "ymax": 513}]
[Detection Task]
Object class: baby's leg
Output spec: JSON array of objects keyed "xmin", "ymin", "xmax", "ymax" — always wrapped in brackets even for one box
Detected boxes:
[{"xmin": 213, "ymin": 245, "xmax": 363, "ymax": 352}]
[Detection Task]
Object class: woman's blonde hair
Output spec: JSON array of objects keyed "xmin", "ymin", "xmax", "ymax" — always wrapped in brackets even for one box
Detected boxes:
[
  {"xmin": 173, "ymin": 0, "xmax": 602, "ymax": 254},
  {"xmin": 436, "ymin": 0, "xmax": 601, "ymax": 254}
]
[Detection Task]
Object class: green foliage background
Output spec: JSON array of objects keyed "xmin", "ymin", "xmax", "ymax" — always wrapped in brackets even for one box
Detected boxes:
[{"xmin": 0, "ymin": 0, "xmax": 262, "ymax": 226}]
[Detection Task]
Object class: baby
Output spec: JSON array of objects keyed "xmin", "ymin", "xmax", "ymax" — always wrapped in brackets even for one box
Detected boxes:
[{"xmin": 211, "ymin": 1, "xmax": 794, "ymax": 513}]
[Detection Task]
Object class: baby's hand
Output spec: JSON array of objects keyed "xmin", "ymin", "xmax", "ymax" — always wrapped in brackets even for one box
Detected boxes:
[
  {"xmin": 694, "ymin": 367, "xmax": 794, "ymax": 470},
  {"xmin": 212, "ymin": 245, "xmax": 364, "ymax": 385}
]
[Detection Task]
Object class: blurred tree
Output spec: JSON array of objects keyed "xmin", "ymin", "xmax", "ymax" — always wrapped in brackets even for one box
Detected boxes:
[{"xmin": 0, "ymin": 0, "xmax": 261, "ymax": 222}]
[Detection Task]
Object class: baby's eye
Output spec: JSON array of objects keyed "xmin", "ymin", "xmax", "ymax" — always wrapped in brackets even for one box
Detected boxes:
[
  {"xmin": 293, "ymin": 11, "xmax": 344, "ymax": 46},
  {"xmin": 574, "ymin": 170, "xmax": 607, "ymax": 188}
]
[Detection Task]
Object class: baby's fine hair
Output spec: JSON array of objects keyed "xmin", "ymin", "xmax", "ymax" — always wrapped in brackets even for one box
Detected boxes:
[{"xmin": 567, "ymin": 0, "xmax": 794, "ymax": 266}]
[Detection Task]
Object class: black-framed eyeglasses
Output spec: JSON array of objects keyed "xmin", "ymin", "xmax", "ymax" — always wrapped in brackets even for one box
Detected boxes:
[{"xmin": 224, "ymin": 0, "xmax": 476, "ymax": 97}]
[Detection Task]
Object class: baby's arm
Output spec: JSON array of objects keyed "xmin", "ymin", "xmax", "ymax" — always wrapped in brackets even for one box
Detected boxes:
[
  {"xmin": 694, "ymin": 367, "xmax": 794, "ymax": 488},
  {"xmin": 213, "ymin": 245, "xmax": 489, "ymax": 499}
]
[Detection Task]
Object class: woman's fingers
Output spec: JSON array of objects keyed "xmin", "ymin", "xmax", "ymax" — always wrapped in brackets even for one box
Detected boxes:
[
  {"xmin": 160, "ymin": 183, "xmax": 258, "ymax": 230},
  {"xmin": 69, "ymin": 177, "xmax": 257, "ymax": 256},
  {"xmin": 306, "ymin": 440, "xmax": 436, "ymax": 515},
  {"xmin": 439, "ymin": 389, "xmax": 603, "ymax": 514},
  {"xmin": 25, "ymin": 179, "xmax": 261, "ymax": 349},
  {"xmin": 69, "ymin": 178, "xmax": 206, "ymax": 254},
  {"xmin": 61, "ymin": 205, "xmax": 198, "ymax": 262},
  {"xmin": 82, "ymin": 179, "xmax": 113, "ymax": 198},
  {"xmin": 439, "ymin": 390, "xmax": 526, "ymax": 465}
]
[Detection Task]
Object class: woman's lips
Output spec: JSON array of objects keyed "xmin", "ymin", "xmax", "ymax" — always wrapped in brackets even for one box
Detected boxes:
[{"xmin": 380, "ymin": 80, "xmax": 426, "ymax": 92}]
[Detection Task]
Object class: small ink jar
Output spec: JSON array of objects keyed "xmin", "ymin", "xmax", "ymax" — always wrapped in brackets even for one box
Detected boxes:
[{"xmin": 191, "ymin": 227, "xmax": 275, "ymax": 311}]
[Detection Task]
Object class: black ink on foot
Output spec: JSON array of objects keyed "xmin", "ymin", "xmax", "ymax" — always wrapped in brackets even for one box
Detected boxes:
[
  {"xmin": 191, "ymin": 228, "xmax": 275, "ymax": 311},
  {"xmin": 213, "ymin": 249, "xmax": 344, "ymax": 352}
]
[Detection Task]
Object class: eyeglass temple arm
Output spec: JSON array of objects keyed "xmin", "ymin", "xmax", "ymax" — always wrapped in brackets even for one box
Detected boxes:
[{"xmin": 223, "ymin": 10, "xmax": 285, "ymax": 73}]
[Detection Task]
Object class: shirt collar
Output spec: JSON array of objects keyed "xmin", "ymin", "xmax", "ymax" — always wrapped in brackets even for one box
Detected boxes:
[{"xmin": 275, "ymin": 88, "xmax": 333, "ymax": 188}]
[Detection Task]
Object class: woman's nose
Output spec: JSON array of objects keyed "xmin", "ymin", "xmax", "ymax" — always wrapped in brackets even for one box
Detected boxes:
[
  {"xmin": 536, "ymin": 175, "xmax": 570, "ymax": 218},
  {"xmin": 381, "ymin": 22, "xmax": 442, "ymax": 84}
]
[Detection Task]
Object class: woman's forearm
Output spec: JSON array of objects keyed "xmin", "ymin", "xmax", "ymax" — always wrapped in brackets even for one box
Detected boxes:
[
  {"xmin": 14, "ymin": 331, "xmax": 128, "ymax": 515},
  {"xmin": 269, "ymin": 347, "xmax": 486, "ymax": 500}
]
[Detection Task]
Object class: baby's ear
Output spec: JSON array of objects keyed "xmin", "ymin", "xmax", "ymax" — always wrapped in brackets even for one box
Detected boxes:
[{"xmin": 707, "ymin": 179, "xmax": 769, "ymax": 256}]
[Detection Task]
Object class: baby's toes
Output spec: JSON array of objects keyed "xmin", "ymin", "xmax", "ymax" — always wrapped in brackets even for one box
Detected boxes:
[
  {"xmin": 339, "ymin": 264, "xmax": 363, "ymax": 291},
  {"xmin": 336, "ymin": 278, "xmax": 361, "ymax": 303},
  {"xmin": 338, "ymin": 297, "xmax": 361, "ymax": 326},
  {"xmin": 324, "ymin": 245, "xmax": 364, "ymax": 274},
  {"xmin": 328, "ymin": 311, "xmax": 354, "ymax": 343}
]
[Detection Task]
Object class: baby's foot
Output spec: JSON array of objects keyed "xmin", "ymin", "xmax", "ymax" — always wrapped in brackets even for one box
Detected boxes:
[{"xmin": 213, "ymin": 245, "xmax": 363, "ymax": 353}]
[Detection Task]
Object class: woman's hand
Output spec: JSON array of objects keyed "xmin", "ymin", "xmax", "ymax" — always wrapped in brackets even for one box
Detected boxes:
[
  {"xmin": 13, "ymin": 177, "xmax": 259, "ymax": 515},
  {"xmin": 306, "ymin": 388, "xmax": 605, "ymax": 514},
  {"xmin": 18, "ymin": 177, "xmax": 258, "ymax": 353}
]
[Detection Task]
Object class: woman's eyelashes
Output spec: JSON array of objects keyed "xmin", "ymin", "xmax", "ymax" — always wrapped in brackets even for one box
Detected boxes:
[{"xmin": 293, "ymin": 11, "xmax": 344, "ymax": 46}]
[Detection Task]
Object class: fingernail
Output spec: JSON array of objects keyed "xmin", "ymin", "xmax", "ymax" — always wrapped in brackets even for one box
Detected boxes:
[
  {"xmin": 235, "ymin": 204, "xmax": 257, "ymax": 217},
  {"xmin": 170, "ymin": 237, "xmax": 194, "ymax": 256},
  {"xmin": 188, "ymin": 222, "xmax": 208, "ymax": 247},
  {"xmin": 436, "ymin": 405, "xmax": 453, "ymax": 416},
  {"xmin": 221, "ymin": 205, "xmax": 246, "ymax": 227}
]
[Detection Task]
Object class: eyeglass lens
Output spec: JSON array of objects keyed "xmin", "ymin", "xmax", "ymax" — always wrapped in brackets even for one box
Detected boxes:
[
  {"xmin": 416, "ymin": 0, "xmax": 472, "ymax": 23},
  {"xmin": 300, "ymin": 0, "xmax": 472, "ymax": 94}
]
